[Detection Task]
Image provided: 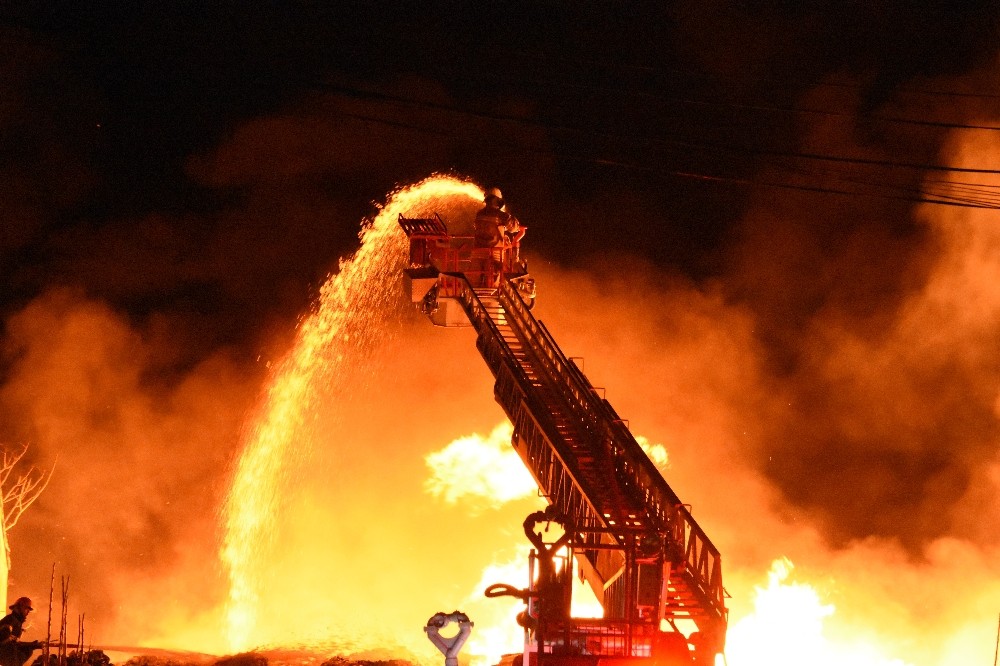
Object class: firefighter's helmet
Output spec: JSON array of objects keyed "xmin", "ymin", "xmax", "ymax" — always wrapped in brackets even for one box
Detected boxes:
[
  {"xmin": 9, "ymin": 597, "xmax": 32, "ymax": 611},
  {"xmin": 485, "ymin": 186, "xmax": 504, "ymax": 206}
]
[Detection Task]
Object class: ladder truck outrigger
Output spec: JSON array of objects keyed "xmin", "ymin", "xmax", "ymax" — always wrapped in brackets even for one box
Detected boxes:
[{"xmin": 398, "ymin": 211, "xmax": 728, "ymax": 666}]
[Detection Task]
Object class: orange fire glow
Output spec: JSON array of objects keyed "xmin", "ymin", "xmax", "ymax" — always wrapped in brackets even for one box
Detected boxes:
[{"xmin": 200, "ymin": 166, "xmax": 1000, "ymax": 666}]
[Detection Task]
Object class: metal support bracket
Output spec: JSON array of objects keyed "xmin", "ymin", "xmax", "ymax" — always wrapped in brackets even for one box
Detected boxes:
[{"xmin": 424, "ymin": 611, "xmax": 474, "ymax": 666}]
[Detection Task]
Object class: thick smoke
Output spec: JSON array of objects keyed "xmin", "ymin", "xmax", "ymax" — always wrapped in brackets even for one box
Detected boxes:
[
  {"xmin": 523, "ymin": 252, "xmax": 1000, "ymax": 664},
  {"xmin": 712, "ymin": 70, "xmax": 1000, "ymax": 551},
  {"xmin": 0, "ymin": 288, "xmax": 257, "ymax": 646}
]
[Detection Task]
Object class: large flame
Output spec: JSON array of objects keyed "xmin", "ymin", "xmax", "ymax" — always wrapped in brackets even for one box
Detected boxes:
[{"xmin": 725, "ymin": 558, "xmax": 910, "ymax": 666}]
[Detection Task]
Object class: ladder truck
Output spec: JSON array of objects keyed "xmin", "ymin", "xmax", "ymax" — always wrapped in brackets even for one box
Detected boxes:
[{"xmin": 398, "ymin": 213, "xmax": 727, "ymax": 666}]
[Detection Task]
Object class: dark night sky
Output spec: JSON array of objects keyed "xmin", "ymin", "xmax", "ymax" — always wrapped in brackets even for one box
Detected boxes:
[
  {"xmin": 5, "ymin": 2, "xmax": 998, "ymax": 283},
  {"xmin": 3, "ymin": 1, "xmax": 1000, "ymax": 615},
  {"xmin": 3, "ymin": 3, "xmax": 998, "ymax": 271}
]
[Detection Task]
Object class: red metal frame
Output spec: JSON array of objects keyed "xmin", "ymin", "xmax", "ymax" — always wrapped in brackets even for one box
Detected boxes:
[{"xmin": 398, "ymin": 214, "xmax": 527, "ymax": 294}]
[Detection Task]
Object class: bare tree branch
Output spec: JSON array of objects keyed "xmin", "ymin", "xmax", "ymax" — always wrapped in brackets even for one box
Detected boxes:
[
  {"xmin": 0, "ymin": 443, "xmax": 55, "ymax": 531},
  {"xmin": 0, "ymin": 444, "xmax": 30, "ymax": 490}
]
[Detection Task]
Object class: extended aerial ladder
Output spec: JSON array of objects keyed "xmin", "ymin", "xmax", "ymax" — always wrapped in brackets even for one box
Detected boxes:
[{"xmin": 398, "ymin": 213, "xmax": 727, "ymax": 666}]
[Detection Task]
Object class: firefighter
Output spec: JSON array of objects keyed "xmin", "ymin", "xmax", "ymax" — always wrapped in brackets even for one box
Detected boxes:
[
  {"xmin": 474, "ymin": 186, "xmax": 508, "ymax": 248},
  {"xmin": 0, "ymin": 597, "xmax": 40, "ymax": 666},
  {"xmin": 474, "ymin": 187, "xmax": 524, "ymax": 284}
]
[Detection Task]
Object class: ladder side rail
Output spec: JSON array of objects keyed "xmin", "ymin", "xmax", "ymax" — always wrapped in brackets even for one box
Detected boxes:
[
  {"xmin": 498, "ymin": 280, "xmax": 726, "ymax": 620},
  {"xmin": 498, "ymin": 281, "xmax": 659, "ymax": 483},
  {"xmin": 608, "ymin": 418, "xmax": 722, "ymax": 548},
  {"xmin": 471, "ymin": 279, "xmax": 724, "ymax": 631},
  {"xmin": 619, "ymin": 424, "xmax": 725, "ymax": 610},
  {"xmin": 452, "ymin": 276, "xmax": 519, "ymax": 375},
  {"xmin": 474, "ymin": 319, "xmax": 615, "ymax": 538},
  {"xmin": 498, "ymin": 281, "xmax": 683, "ymax": 520},
  {"xmin": 498, "ymin": 284, "xmax": 690, "ymax": 532},
  {"xmin": 452, "ymin": 278, "xmax": 634, "ymax": 595},
  {"xmin": 608, "ymin": 448, "xmax": 722, "ymax": 610},
  {"xmin": 484, "ymin": 324, "xmax": 626, "ymax": 537},
  {"xmin": 606, "ymin": 417, "xmax": 726, "ymax": 619},
  {"xmin": 451, "ymin": 276, "xmax": 614, "ymax": 511},
  {"xmin": 451, "ymin": 277, "xmax": 607, "ymax": 528},
  {"xmin": 502, "ymin": 380, "xmax": 628, "ymax": 592},
  {"xmin": 502, "ymin": 280, "xmax": 718, "ymax": 534},
  {"xmin": 497, "ymin": 282, "xmax": 610, "ymax": 444}
]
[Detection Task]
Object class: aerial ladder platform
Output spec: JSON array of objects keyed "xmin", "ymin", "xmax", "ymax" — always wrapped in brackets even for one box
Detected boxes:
[{"xmin": 398, "ymin": 213, "xmax": 727, "ymax": 666}]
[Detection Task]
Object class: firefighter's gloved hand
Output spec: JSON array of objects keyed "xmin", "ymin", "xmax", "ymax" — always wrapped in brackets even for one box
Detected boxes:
[{"xmin": 24, "ymin": 641, "xmax": 42, "ymax": 649}]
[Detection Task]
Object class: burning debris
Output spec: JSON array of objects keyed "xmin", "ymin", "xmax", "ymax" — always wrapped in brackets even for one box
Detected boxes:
[
  {"xmin": 82, "ymin": 652, "xmax": 417, "ymax": 666},
  {"xmin": 31, "ymin": 651, "xmax": 111, "ymax": 666}
]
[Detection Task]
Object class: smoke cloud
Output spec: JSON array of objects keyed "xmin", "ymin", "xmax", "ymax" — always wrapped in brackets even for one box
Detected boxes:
[{"xmin": 0, "ymin": 287, "xmax": 258, "ymax": 646}]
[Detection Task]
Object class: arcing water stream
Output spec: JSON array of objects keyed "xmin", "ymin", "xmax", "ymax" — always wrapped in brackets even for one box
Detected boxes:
[{"xmin": 220, "ymin": 175, "xmax": 484, "ymax": 653}]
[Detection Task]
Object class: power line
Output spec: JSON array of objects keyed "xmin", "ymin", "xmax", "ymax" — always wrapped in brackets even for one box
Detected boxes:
[
  {"xmin": 594, "ymin": 158, "xmax": 1000, "ymax": 210},
  {"xmin": 654, "ymin": 96, "xmax": 1000, "ymax": 133},
  {"xmin": 333, "ymin": 104, "xmax": 1000, "ymax": 211},
  {"xmin": 319, "ymin": 81, "xmax": 1000, "ymax": 176},
  {"xmin": 450, "ymin": 69, "xmax": 1000, "ymax": 134},
  {"xmin": 502, "ymin": 48, "xmax": 1000, "ymax": 102},
  {"xmin": 772, "ymin": 159, "xmax": 1000, "ymax": 209}
]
